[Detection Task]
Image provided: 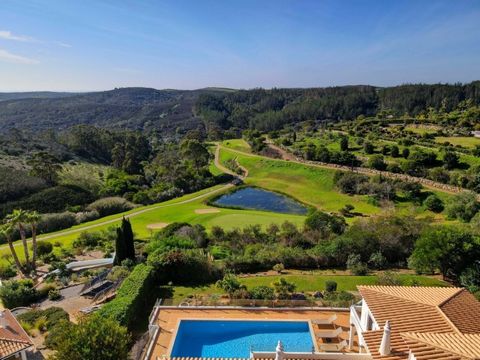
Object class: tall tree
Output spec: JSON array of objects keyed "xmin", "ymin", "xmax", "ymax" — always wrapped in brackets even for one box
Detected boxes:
[
  {"xmin": 121, "ymin": 217, "xmax": 135, "ymax": 262},
  {"xmin": 6, "ymin": 209, "xmax": 30, "ymax": 272},
  {"xmin": 26, "ymin": 211, "xmax": 41, "ymax": 272},
  {"xmin": 0, "ymin": 224, "xmax": 25, "ymax": 276},
  {"xmin": 114, "ymin": 227, "xmax": 127, "ymax": 266},
  {"xmin": 114, "ymin": 217, "xmax": 135, "ymax": 265},
  {"xmin": 27, "ymin": 152, "xmax": 62, "ymax": 185}
]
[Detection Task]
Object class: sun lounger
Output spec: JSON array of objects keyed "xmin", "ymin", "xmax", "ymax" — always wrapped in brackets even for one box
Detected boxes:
[
  {"xmin": 319, "ymin": 339, "xmax": 348, "ymax": 352},
  {"xmin": 315, "ymin": 327, "xmax": 343, "ymax": 338},
  {"xmin": 311, "ymin": 314, "xmax": 337, "ymax": 325}
]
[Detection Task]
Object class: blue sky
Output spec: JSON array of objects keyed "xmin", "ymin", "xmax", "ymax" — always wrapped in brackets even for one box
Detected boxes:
[{"xmin": 0, "ymin": 0, "xmax": 479, "ymax": 91}]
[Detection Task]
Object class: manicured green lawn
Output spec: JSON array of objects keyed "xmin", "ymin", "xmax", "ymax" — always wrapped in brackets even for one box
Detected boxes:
[
  {"xmin": 164, "ymin": 273, "xmax": 448, "ymax": 301},
  {"xmin": 220, "ymin": 146, "xmax": 385, "ymax": 215},
  {"xmin": 238, "ymin": 273, "xmax": 447, "ymax": 291},
  {"xmin": 0, "ymin": 183, "xmax": 305, "ymax": 266},
  {"xmin": 222, "ymin": 139, "xmax": 252, "ymax": 153}
]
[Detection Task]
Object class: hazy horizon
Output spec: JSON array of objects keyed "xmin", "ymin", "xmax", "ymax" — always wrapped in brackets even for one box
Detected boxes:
[
  {"xmin": 2, "ymin": 80, "xmax": 480, "ymax": 94},
  {"xmin": 1, "ymin": 0, "xmax": 480, "ymax": 92}
]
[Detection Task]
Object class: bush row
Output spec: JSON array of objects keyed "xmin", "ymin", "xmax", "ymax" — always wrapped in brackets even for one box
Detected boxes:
[{"xmin": 98, "ymin": 264, "xmax": 154, "ymax": 330}]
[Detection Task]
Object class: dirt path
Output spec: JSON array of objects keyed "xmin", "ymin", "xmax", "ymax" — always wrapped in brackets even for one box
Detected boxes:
[{"xmin": 214, "ymin": 143, "xmax": 248, "ymax": 180}]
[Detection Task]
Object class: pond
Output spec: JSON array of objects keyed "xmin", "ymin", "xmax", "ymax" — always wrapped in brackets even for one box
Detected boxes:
[{"xmin": 212, "ymin": 187, "xmax": 308, "ymax": 215}]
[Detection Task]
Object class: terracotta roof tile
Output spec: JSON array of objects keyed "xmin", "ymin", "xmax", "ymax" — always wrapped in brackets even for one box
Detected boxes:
[
  {"xmin": 358, "ymin": 286, "xmax": 463, "ymax": 307},
  {"xmin": 440, "ymin": 290, "xmax": 480, "ymax": 334},
  {"xmin": 401, "ymin": 333, "xmax": 480, "ymax": 360},
  {"xmin": 0, "ymin": 310, "xmax": 33, "ymax": 358},
  {"xmin": 359, "ymin": 288, "xmax": 454, "ymax": 333}
]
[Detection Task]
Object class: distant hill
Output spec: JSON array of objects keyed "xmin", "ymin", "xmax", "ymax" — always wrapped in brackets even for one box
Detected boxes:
[
  {"xmin": 1, "ymin": 82, "xmax": 479, "ymax": 135},
  {"xmin": 0, "ymin": 91, "xmax": 78, "ymax": 101},
  {"xmin": 0, "ymin": 87, "xmax": 229, "ymax": 134}
]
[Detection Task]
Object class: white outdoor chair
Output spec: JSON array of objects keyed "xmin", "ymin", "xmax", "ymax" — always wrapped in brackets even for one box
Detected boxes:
[
  {"xmin": 319, "ymin": 339, "xmax": 348, "ymax": 352},
  {"xmin": 311, "ymin": 314, "xmax": 337, "ymax": 325}
]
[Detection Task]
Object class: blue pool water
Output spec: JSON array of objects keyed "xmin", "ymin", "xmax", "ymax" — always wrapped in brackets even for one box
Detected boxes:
[
  {"xmin": 213, "ymin": 187, "xmax": 308, "ymax": 215},
  {"xmin": 171, "ymin": 320, "xmax": 314, "ymax": 357}
]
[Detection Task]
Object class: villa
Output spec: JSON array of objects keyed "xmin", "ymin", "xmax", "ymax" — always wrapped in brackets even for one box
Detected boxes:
[
  {"xmin": 0, "ymin": 310, "xmax": 34, "ymax": 360},
  {"xmin": 142, "ymin": 286, "xmax": 480, "ymax": 360}
]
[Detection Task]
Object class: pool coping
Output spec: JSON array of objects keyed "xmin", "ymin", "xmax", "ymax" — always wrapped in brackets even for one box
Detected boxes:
[{"xmin": 167, "ymin": 318, "xmax": 320, "ymax": 356}]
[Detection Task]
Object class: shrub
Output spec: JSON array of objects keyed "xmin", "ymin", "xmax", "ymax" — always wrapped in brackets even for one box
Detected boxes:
[
  {"xmin": 272, "ymin": 278, "xmax": 296, "ymax": 299},
  {"xmin": 75, "ymin": 210, "xmax": 100, "ymax": 224},
  {"xmin": 367, "ymin": 155, "xmax": 387, "ymax": 171},
  {"xmin": 325, "ymin": 280, "xmax": 337, "ymax": 293},
  {"xmin": 38, "ymin": 212, "xmax": 77, "ymax": 234},
  {"xmin": 147, "ymin": 249, "xmax": 219, "ymax": 284},
  {"xmin": 98, "ymin": 264, "xmax": 154, "ymax": 329},
  {"xmin": 0, "ymin": 279, "xmax": 40, "ymax": 308},
  {"xmin": 216, "ymin": 274, "xmax": 243, "ymax": 297},
  {"xmin": 346, "ymin": 253, "xmax": 369, "ymax": 275},
  {"xmin": 376, "ymin": 271, "xmax": 403, "ymax": 286},
  {"xmin": 272, "ymin": 263, "xmax": 285, "ymax": 274},
  {"xmin": 48, "ymin": 288, "xmax": 62, "ymax": 301},
  {"xmin": 424, "ymin": 194, "xmax": 444, "ymax": 213},
  {"xmin": 368, "ymin": 251, "xmax": 387, "ymax": 270},
  {"xmin": 322, "ymin": 291, "xmax": 356, "ymax": 307},
  {"xmin": 37, "ymin": 241, "xmax": 53, "ymax": 256},
  {"xmin": 46, "ymin": 314, "xmax": 129, "ymax": 360},
  {"xmin": 250, "ymin": 286, "xmax": 275, "ymax": 300},
  {"xmin": 0, "ymin": 264, "xmax": 16, "ymax": 279},
  {"xmin": 87, "ymin": 197, "xmax": 136, "ymax": 217},
  {"xmin": 73, "ymin": 231, "xmax": 103, "ymax": 249},
  {"xmin": 0, "ymin": 167, "xmax": 46, "ymax": 203},
  {"xmin": 305, "ymin": 210, "xmax": 346, "ymax": 235},
  {"xmin": 445, "ymin": 191, "xmax": 480, "ymax": 222},
  {"xmin": 334, "ymin": 172, "xmax": 369, "ymax": 195},
  {"xmin": 0, "ymin": 185, "xmax": 93, "ymax": 218},
  {"xmin": 363, "ymin": 142, "xmax": 374, "ymax": 154}
]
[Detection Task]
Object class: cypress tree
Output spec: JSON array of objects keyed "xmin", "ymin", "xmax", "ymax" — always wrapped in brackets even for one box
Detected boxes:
[
  {"xmin": 122, "ymin": 217, "xmax": 135, "ymax": 261},
  {"xmin": 114, "ymin": 226, "xmax": 127, "ymax": 266}
]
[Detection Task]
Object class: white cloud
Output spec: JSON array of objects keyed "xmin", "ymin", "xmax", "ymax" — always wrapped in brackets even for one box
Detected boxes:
[
  {"xmin": 0, "ymin": 49, "xmax": 39, "ymax": 64},
  {"xmin": 55, "ymin": 41, "xmax": 72, "ymax": 48},
  {"xmin": 0, "ymin": 30, "xmax": 33, "ymax": 42}
]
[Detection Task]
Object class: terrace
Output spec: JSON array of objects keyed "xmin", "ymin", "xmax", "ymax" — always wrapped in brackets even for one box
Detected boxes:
[
  {"xmin": 142, "ymin": 304, "xmax": 365, "ymax": 360},
  {"xmin": 141, "ymin": 286, "xmax": 480, "ymax": 360}
]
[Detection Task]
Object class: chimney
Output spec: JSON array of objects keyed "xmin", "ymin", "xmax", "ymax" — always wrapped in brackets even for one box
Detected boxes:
[
  {"xmin": 275, "ymin": 340, "xmax": 285, "ymax": 360},
  {"xmin": 379, "ymin": 320, "xmax": 391, "ymax": 356},
  {"xmin": 0, "ymin": 311, "xmax": 6, "ymax": 329}
]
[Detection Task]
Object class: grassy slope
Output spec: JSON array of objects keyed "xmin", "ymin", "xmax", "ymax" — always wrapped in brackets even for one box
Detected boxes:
[
  {"xmin": 435, "ymin": 136, "xmax": 480, "ymax": 148},
  {"xmin": 220, "ymin": 144, "xmax": 423, "ymax": 216}
]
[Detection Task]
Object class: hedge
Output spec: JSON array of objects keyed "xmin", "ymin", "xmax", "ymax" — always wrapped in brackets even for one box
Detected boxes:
[{"xmin": 98, "ymin": 264, "xmax": 154, "ymax": 330}]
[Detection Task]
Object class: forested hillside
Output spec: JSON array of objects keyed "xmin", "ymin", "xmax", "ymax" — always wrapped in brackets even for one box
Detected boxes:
[
  {"xmin": 1, "ymin": 82, "xmax": 479, "ymax": 137},
  {"xmin": 0, "ymin": 87, "xmax": 225, "ymax": 135},
  {"xmin": 197, "ymin": 81, "xmax": 480, "ymax": 135}
]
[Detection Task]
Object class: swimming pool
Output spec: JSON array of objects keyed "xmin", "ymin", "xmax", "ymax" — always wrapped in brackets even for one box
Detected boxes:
[{"xmin": 170, "ymin": 320, "xmax": 315, "ymax": 357}]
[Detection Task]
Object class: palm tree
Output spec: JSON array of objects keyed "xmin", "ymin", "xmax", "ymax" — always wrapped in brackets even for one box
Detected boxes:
[
  {"xmin": 6, "ymin": 209, "xmax": 30, "ymax": 271},
  {"xmin": 26, "ymin": 211, "xmax": 41, "ymax": 272},
  {"xmin": 0, "ymin": 223, "xmax": 26, "ymax": 276}
]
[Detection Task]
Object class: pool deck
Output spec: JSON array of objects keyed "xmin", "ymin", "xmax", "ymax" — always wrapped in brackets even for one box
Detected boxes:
[{"xmin": 148, "ymin": 307, "xmax": 356, "ymax": 360}]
